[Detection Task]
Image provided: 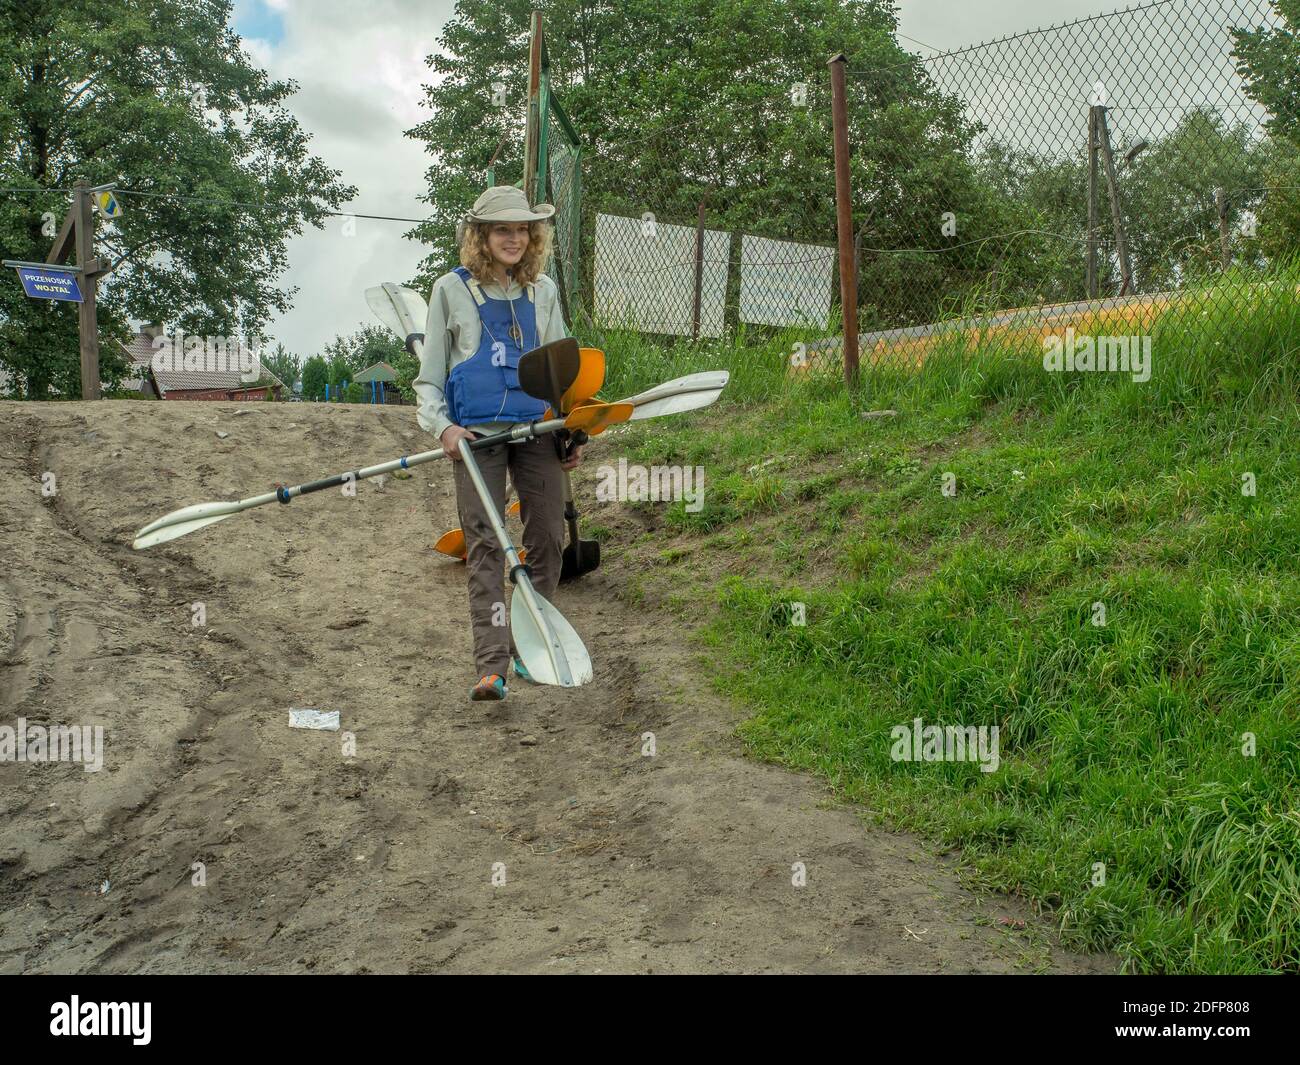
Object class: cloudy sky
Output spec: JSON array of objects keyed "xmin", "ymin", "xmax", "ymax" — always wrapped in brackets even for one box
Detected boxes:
[{"xmin": 226, "ymin": 0, "xmax": 1166, "ymax": 360}]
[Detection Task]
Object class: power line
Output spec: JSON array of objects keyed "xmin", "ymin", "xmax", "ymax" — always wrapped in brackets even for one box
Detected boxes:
[
  {"xmin": 0, "ymin": 185, "xmax": 431, "ymax": 224},
  {"xmin": 114, "ymin": 188, "xmax": 430, "ymax": 224}
]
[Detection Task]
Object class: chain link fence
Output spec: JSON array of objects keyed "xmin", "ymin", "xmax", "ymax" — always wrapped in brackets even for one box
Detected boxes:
[
  {"xmin": 830, "ymin": 0, "xmax": 1295, "ymax": 375},
  {"xmin": 557, "ymin": 0, "xmax": 1294, "ymax": 378},
  {"xmin": 540, "ymin": 78, "xmax": 583, "ymax": 327},
  {"xmin": 553, "ymin": 76, "xmax": 844, "ymax": 353}
]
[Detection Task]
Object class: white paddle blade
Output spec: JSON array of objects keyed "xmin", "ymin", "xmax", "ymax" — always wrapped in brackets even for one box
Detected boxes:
[
  {"xmin": 364, "ymin": 283, "xmax": 427, "ymax": 339},
  {"xmin": 135, "ymin": 498, "xmax": 250, "ymax": 538},
  {"xmin": 629, "ymin": 386, "xmax": 726, "ymax": 420},
  {"xmin": 511, "ymin": 591, "xmax": 593, "ymax": 687},
  {"xmin": 133, "ymin": 510, "xmax": 239, "ymax": 549},
  {"xmin": 622, "ymin": 371, "xmax": 729, "ymax": 408}
]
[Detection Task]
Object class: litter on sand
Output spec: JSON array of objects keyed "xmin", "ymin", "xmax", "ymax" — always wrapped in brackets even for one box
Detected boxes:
[{"xmin": 288, "ymin": 708, "xmax": 340, "ymax": 731}]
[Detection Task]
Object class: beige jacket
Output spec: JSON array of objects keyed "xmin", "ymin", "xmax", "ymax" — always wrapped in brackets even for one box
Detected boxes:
[{"xmin": 414, "ymin": 270, "xmax": 568, "ymax": 438}]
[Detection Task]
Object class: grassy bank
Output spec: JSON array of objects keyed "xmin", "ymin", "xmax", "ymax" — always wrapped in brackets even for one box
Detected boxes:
[{"xmin": 600, "ymin": 268, "xmax": 1300, "ymax": 973}]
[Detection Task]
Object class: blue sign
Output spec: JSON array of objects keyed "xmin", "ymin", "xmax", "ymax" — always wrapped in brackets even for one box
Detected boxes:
[{"xmin": 17, "ymin": 266, "xmax": 82, "ymax": 303}]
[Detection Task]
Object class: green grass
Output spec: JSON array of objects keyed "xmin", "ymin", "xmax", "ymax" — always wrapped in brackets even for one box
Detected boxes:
[
  {"xmin": 612, "ymin": 264, "xmax": 1300, "ymax": 973},
  {"xmin": 593, "ymin": 316, "xmax": 838, "ymax": 407}
]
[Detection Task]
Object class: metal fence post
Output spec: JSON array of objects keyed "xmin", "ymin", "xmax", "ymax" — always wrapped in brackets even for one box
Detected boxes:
[
  {"xmin": 692, "ymin": 199, "xmax": 706, "ymax": 341},
  {"xmin": 829, "ymin": 53, "xmax": 859, "ymax": 386}
]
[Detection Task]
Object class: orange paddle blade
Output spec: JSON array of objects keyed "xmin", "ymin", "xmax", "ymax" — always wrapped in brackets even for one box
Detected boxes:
[
  {"xmin": 563, "ymin": 401, "xmax": 633, "ymax": 437},
  {"xmin": 561, "ymin": 348, "xmax": 606, "ymax": 413},
  {"xmin": 435, "ymin": 531, "xmax": 526, "ymax": 564},
  {"xmin": 434, "ymin": 528, "xmax": 467, "ymax": 559},
  {"xmin": 436, "ymin": 500, "xmax": 519, "ymax": 559}
]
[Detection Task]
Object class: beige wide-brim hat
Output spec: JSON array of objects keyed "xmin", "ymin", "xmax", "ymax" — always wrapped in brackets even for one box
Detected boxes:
[{"xmin": 456, "ymin": 185, "xmax": 555, "ymax": 244}]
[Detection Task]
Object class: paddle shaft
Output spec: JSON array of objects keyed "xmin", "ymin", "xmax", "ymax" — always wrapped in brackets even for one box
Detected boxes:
[
  {"xmin": 563, "ymin": 470, "xmax": 581, "ymax": 545},
  {"xmin": 137, "ymin": 376, "xmax": 724, "ymax": 549},
  {"xmin": 560, "ymin": 429, "xmax": 591, "ymax": 572},
  {"xmin": 458, "ymin": 436, "xmax": 574, "ymax": 686},
  {"xmin": 274, "ymin": 416, "xmax": 571, "ymax": 505}
]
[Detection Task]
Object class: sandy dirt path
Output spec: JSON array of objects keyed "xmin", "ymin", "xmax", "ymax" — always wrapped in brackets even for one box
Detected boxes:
[{"xmin": 0, "ymin": 400, "xmax": 1113, "ymax": 974}]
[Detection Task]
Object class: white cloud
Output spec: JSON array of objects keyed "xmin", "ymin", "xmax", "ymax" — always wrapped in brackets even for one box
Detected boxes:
[
  {"xmin": 238, "ymin": 0, "xmax": 458, "ymax": 358},
  {"xmin": 241, "ymin": 37, "xmax": 274, "ymax": 70}
]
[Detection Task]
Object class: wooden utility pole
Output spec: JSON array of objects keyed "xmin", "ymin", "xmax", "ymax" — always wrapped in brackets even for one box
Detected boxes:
[
  {"xmin": 1086, "ymin": 106, "xmax": 1100, "ymax": 299},
  {"xmin": 73, "ymin": 183, "xmax": 101, "ymax": 399},
  {"xmin": 39, "ymin": 180, "xmax": 109, "ymax": 399},
  {"xmin": 522, "ymin": 11, "xmax": 544, "ymax": 201},
  {"xmin": 1096, "ymin": 108, "xmax": 1134, "ymax": 296},
  {"xmin": 1215, "ymin": 187, "xmax": 1231, "ymax": 269},
  {"xmin": 828, "ymin": 53, "xmax": 859, "ymax": 386}
]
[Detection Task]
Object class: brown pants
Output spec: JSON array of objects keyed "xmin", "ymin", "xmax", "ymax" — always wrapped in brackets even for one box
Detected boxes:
[{"xmin": 452, "ymin": 435, "xmax": 566, "ymax": 679}]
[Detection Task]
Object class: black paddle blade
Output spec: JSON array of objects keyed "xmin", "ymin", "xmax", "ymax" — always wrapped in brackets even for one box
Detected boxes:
[
  {"xmin": 560, "ymin": 538, "xmax": 601, "ymax": 582},
  {"xmin": 519, "ymin": 338, "xmax": 581, "ymax": 411}
]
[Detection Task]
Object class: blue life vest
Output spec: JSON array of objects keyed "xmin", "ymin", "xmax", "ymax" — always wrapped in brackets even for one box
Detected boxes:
[{"xmin": 445, "ymin": 266, "xmax": 549, "ymax": 426}]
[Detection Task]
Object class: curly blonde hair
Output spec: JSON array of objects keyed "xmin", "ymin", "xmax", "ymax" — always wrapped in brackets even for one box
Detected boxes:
[{"xmin": 459, "ymin": 220, "xmax": 553, "ymax": 287}]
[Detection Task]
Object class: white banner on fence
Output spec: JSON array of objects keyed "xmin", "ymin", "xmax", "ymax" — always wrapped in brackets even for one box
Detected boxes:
[
  {"xmin": 593, "ymin": 213, "xmax": 728, "ymax": 337},
  {"xmin": 739, "ymin": 235, "xmax": 835, "ymax": 329}
]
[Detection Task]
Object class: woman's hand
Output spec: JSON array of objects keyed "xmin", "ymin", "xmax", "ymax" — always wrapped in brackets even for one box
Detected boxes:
[
  {"xmin": 560, "ymin": 443, "xmax": 584, "ymax": 471},
  {"xmin": 440, "ymin": 425, "xmax": 477, "ymax": 460}
]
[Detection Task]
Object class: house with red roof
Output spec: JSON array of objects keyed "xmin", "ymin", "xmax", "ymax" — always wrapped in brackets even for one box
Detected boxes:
[{"xmin": 118, "ymin": 324, "xmax": 285, "ymax": 401}]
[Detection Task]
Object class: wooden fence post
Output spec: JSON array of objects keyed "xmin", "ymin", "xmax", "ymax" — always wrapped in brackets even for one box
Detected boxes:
[
  {"xmin": 73, "ymin": 181, "xmax": 101, "ymax": 400},
  {"xmin": 1096, "ymin": 108, "xmax": 1135, "ymax": 296}
]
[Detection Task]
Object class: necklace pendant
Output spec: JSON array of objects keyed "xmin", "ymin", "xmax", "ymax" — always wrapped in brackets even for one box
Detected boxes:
[{"xmin": 509, "ymin": 324, "xmax": 522, "ymax": 345}]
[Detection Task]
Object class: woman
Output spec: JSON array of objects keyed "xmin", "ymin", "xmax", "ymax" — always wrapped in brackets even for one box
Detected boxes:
[{"xmin": 414, "ymin": 185, "xmax": 583, "ymax": 702}]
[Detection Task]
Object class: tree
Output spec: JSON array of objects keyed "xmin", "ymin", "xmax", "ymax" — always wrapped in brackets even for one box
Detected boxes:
[
  {"xmin": 964, "ymin": 142, "xmax": 1090, "ymax": 310},
  {"xmin": 261, "ymin": 341, "xmax": 301, "ymax": 392},
  {"xmin": 1233, "ymin": 0, "xmax": 1300, "ymax": 147},
  {"xmin": 0, "ymin": 0, "xmax": 355, "ymax": 398},
  {"xmin": 1117, "ymin": 109, "xmax": 1266, "ymax": 288},
  {"xmin": 1234, "ymin": 2, "xmax": 1300, "ymax": 265},
  {"xmin": 326, "ymin": 351, "xmax": 351, "ymax": 391},
  {"xmin": 1255, "ymin": 137, "xmax": 1300, "ymax": 262},
  {"xmin": 300, "ymin": 355, "xmax": 328, "ymax": 401},
  {"xmin": 314, "ymin": 323, "xmax": 404, "ymax": 398},
  {"xmin": 321, "ymin": 325, "xmax": 403, "ymax": 375},
  {"xmin": 390, "ymin": 349, "xmax": 421, "ymax": 403},
  {"xmin": 404, "ymin": 0, "xmax": 989, "ymax": 330}
]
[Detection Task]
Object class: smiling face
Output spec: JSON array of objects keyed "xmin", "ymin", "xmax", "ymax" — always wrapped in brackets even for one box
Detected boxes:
[{"xmin": 486, "ymin": 222, "xmax": 530, "ymax": 271}]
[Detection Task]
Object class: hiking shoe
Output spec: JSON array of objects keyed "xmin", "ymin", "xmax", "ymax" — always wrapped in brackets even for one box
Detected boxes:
[
  {"xmin": 511, "ymin": 656, "xmax": 535, "ymax": 684},
  {"xmin": 471, "ymin": 674, "xmax": 507, "ymax": 701}
]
